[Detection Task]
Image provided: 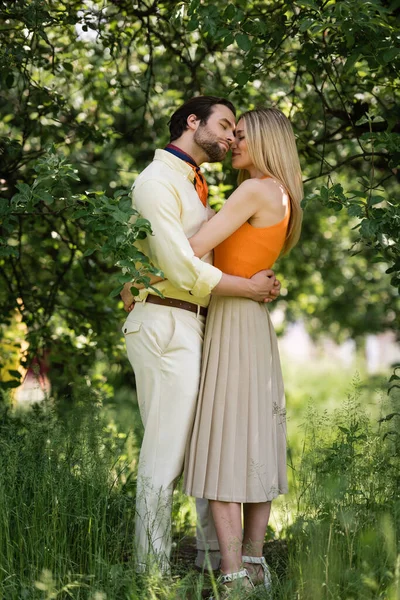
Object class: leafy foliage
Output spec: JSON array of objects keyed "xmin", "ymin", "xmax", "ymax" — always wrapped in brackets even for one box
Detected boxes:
[
  {"xmin": 287, "ymin": 381, "xmax": 400, "ymax": 599},
  {"xmin": 0, "ymin": 0, "xmax": 399, "ymax": 392}
]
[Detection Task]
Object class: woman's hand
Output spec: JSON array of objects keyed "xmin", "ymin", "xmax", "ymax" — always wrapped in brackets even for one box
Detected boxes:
[
  {"xmin": 249, "ymin": 270, "xmax": 281, "ymax": 303},
  {"xmin": 267, "ymin": 277, "xmax": 281, "ymax": 302}
]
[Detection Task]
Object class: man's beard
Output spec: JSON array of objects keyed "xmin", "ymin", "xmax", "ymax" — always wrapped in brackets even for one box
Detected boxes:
[{"xmin": 194, "ymin": 124, "xmax": 227, "ymax": 162}]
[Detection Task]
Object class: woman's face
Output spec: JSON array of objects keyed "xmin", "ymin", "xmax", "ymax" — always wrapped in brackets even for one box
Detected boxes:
[{"xmin": 231, "ymin": 118, "xmax": 252, "ymax": 170}]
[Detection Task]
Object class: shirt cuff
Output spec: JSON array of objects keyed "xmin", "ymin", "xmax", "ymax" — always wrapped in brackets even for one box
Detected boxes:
[{"xmin": 190, "ymin": 260, "xmax": 222, "ymax": 298}]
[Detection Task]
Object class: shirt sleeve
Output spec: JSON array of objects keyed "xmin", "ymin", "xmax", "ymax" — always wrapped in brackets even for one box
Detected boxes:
[{"xmin": 133, "ymin": 179, "xmax": 222, "ymax": 297}]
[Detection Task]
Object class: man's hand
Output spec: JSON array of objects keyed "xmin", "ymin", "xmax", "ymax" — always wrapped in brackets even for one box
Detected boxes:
[
  {"xmin": 120, "ymin": 282, "xmax": 135, "ymax": 312},
  {"xmin": 249, "ymin": 269, "xmax": 281, "ymax": 303}
]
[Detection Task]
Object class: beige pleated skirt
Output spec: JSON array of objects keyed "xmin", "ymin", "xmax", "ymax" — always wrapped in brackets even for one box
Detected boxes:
[{"xmin": 184, "ymin": 296, "xmax": 288, "ymax": 503}]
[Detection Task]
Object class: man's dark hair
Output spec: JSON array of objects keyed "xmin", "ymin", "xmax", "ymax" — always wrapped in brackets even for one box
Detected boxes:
[{"xmin": 169, "ymin": 96, "xmax": 236, "ymax": 142}]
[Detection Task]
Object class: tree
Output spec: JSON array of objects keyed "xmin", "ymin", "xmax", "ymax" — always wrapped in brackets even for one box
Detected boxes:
[{"xmin": 1, "ymin": 0, "xmax": 399, "ymax": 395}]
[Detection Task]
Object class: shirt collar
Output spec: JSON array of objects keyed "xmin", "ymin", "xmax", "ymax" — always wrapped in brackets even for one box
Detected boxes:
[
  {"xmin": 154, "ymin": 149, "xmax": 195, "ymax": 182},
  {"xmin": 164, "ymin": 143, "xmax": 198, "ymax": 168}
]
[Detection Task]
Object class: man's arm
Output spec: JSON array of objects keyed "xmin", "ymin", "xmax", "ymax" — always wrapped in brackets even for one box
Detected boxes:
[
  {"xmin": 121, "ymin": 270, "xmax": 280, "ymax": 311},
  {"xmin": 121, "ymin": 179, "xmax": 280, "ymax": 311},
  {"xmin": 133, "ymin": 179, "xmax": 222, "ymax": 297}
]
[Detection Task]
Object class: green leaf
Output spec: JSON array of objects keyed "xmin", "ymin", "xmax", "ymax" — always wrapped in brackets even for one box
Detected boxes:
[
  {"xmin": 368, "ymin": 195, "xmax": 385, "ymax": 206},
  {"xmin": 299, "ymin": 19, "xmax": 314, "ymax": 32},
  {"xmin": 115, "ymin": 188, "xmax": 129, "ymax": 199},
  {"xmin": 298, "ymin": 0, "xmax": 317, "ymax": 7},
  {"xmin": 63, "ymin": 62, "xmax": 73, "ymax": 73},
  {"xmin": 235, "ymin": 34, "xmax": 252, "ymax": 52},
  {"xmin": 109, "ymin": 285, "xmax": 124, "ymax": 297},
  {"xmin": 118, "ymin": 259, "xmax": 136, "ymax": 269},
  {"xmin": 338, "ymin": 426, "xmax": 350, "ymax": 434},
  {"xmin": 16, "ymin": 182, "xmax": 32, "ymax": 198},
  {"xmin": 224, "ymin": 33, "xmax": 235, "ymax": 46},
  {"xmin": 344, "ymin": 51, "xmax": 360, "ymax": 73},
  {"xmin": 235, "ymin": 71, "xmax": 249, "ymax": 86},
  {"xmin": 130, "ymin": 285, "xmax": 140, "ymax": 296},
  {"xmin": 118, "ymin": 274, "xmax": 134, "ymax": 284},
  {"xmin": 378, "ymin": 411, "xmax": 400, "ymax": 422},
  {"xmin": 231, "ymin": 8, "xmax": 245, "ymax": 23},
  {"xmin": 73, "ymin": 209, "xmax": 91, "ymax": 218},
  {"xmin": 347, "ymin": 204, "xmax": 363, "ymax": 217},
  {"xmin": 348, "ymin": 190, "xmax": 366, "ymax": 198},
  {"xmin": 332, "ymin": 183, "xmax": 344, "ymax": 197},
  {"xmin": 8, "ymin": 370, "xmax": 22, "ymax": 379},
  {"xmin": 360, "ymin": 219, "xmax": 378, "ymax": 237},
  {"xmin": 41, "ymin": 192, "xmax": 54, "ymax": 205},
  {"xmin": 355, "ymin": 115, "xmax": 369, "ymax": 126},
  {"xmin": 187, "ymin": 18, "xmax": 199, "ymax": 31},
  {"xmin": 133, "ymin": 217, "xmax": 152, "ymax": 230},
  {"xmin": 82, "ymin": 248, "xmax": 96, "ymax": 257},
  {"xmin": 382, "ymin": 48, "xmax": 400, "ymax": 63},
  {"xmin": 0, "ymin": 380, "xmax": 21, "ymax": 389},
  {"xmin": 6, "ymin": 73, "xmax": 14, "ymax": 88},
  {"xmin": 386, "ymin": 265, "xmax": 398, "ymax": 274},
  {"xmin": 320, "ymin": 186, "xmax": 329, "ymax": 202},
  {"xmin": 224, "ymin": 4, "xmax": 236, "ymax": 19}
]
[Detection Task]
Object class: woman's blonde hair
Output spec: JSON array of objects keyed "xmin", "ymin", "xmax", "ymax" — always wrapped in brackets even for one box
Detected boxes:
[{"xmin": 238, "ymin": 108, "xmax": 303, "ymax": 253}]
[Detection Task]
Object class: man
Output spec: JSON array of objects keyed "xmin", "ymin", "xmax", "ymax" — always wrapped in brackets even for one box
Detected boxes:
[{"xmin": 121, "ymin": 96, "xmax": 280, "ymax": 573}]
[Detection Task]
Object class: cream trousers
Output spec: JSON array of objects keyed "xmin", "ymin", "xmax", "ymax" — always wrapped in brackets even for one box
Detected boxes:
[{"xmin": 123, "ymin": 301, "xmax": 218, "ymax": 572}]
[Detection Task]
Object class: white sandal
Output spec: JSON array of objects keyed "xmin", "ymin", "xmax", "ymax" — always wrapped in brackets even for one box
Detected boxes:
[
  {"xmin": 242, "ymin": 555, "xmax": 272, "ymax": 591},
  {"xmin": 209, "ymin": 568, "xmax": 254, "ymax": 599}
]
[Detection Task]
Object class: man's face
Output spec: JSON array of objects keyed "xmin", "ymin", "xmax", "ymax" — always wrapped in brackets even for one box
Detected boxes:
[{"xmin": 193, "ymin": 104, "xmax": 236, "ymax": 162}]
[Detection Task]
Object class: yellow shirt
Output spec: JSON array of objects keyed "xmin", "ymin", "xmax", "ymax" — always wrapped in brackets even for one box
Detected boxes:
[{"xmin": 132, "ymin": 149, "xmax": 223, "ymax": 307}]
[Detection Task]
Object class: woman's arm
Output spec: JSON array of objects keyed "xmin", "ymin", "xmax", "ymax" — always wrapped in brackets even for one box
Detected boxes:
[{"xmin": 189, "ymin": 179, "xmax": 264, "ymax": 257}]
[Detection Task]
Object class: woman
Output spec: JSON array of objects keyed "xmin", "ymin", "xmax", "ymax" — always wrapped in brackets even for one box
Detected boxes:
[{"xmin": 184, "ymin": 107, "xmax": 303, "ymax": 595}]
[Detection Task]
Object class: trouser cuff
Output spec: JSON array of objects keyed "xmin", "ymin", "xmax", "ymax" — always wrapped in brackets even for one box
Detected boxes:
[{"xmin": 195, "ymin": 549, "xmax": 221, "ymax": 571}]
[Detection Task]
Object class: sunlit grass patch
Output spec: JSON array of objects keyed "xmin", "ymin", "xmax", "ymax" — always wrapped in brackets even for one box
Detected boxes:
[{"xmin": 0, "ymin": 373, "xmax": 398, "ymax": 599}]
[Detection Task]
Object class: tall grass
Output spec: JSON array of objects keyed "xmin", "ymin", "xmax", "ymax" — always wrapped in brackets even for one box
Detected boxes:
[
  {"xmin": 0, "ymin": 378, "xmax": 399, "ymax": 599},
  {"xmin": 280, "ymin": 380, "xmax": 400, "ymax": 600},
  {"xmin": 0, "ymin": 390, "xmax": 139, "ymax": 599}
]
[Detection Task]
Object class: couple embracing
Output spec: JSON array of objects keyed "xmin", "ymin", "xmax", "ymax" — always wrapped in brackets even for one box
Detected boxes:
[{"xmin": 121, "ymin": 96, "xmax": 303, "ymax": 596}]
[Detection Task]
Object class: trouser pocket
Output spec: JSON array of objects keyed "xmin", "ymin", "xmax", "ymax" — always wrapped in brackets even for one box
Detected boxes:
[{"xmin": 122, "ymin": 320, "xmax": 142, "ymax": 335}]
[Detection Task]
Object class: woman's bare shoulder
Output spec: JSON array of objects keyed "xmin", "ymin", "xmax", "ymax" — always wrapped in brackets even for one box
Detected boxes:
[{"xmin": 237, "ymin": 177, "xmax": 286, "ymax": 205}]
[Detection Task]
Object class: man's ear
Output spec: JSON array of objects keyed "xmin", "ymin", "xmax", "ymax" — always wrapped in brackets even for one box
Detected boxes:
[{"xmin": 187, "ymin": 113, "xmax": 200, "ymax": 131}]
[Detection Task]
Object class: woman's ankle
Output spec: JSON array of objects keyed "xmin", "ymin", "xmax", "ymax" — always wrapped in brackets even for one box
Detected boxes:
[{"xmin": 220, "ymin": 559, "xmax": 243, "ymax": 575}]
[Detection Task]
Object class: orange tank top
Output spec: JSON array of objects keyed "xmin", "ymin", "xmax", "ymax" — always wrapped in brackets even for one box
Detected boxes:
[{"xmin": 213, "ymin": 184, "xmax": 290, "ymax": 278}]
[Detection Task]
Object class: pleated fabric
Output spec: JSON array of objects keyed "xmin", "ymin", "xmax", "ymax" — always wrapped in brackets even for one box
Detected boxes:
[{"xmin": 184, "ymin": 296, "xmax": 288, "ymax": 503}]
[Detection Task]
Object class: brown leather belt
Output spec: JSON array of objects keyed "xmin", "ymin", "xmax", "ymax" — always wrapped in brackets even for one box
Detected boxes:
[{"xmin": 146, "ymin": 294, "xmax": 208, "ymax": 317}]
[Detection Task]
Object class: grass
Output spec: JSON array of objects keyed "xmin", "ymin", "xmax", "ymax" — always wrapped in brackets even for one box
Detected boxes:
[
  {"xmin": 0, "ymin": 366, "xmax": 399, "ymax": 599},
  {"xmin": 0, "ymin": 392, "xmax": 138, "ymax": 599}
]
